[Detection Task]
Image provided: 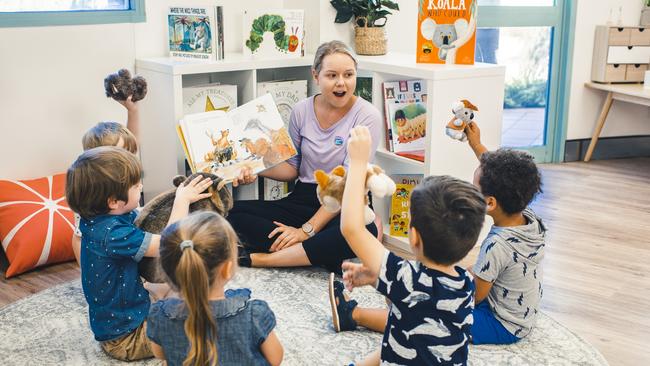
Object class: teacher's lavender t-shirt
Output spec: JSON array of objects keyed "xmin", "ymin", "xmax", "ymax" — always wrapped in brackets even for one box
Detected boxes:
[{"xmin": 286, "ymin": 95, "xmax": 382, "ymax": 183}]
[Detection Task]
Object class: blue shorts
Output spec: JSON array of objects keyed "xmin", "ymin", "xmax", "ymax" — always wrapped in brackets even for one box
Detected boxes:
[{"xmin": 471, "ymin": 301, "xmax": 520, "ymax": 345}]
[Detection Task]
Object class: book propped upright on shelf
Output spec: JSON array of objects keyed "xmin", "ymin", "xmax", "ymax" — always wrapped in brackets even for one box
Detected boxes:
[
  {"xmin": 243, "ymin": 9, "xmax": 304, "ymax": 59},
  {"xmin": 382, "ymin": 80, "xmax": 428, "ymax": 153},
  {"xmin": 178, "ymin": 93, "xmax": 298, "ymax": 182},
  {"xmin": 416, "ymin": 0, "xmax": 477, "ymax": 65},
  {"xmin": 183, "ymin": 83, "xmax": 237, "ymax": 114},
  {"xmin": 168, "ymin": 6, "xmax": 218, "ymax": 61},
  {"xmin": 256, "ymin": 79, "xmax": 307, "ymax": 200},
  {"xmin": 256, "ymin": 79, "xmax": 308, "ymax": 125},
  {"xmin": 389, "ymin": 174, "xmax": 423, "ymax": 237}
]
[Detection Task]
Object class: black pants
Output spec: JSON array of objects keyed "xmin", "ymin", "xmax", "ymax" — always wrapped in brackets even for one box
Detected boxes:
[{"xmin": 227, "ymin": 181, "xmax": 378, "ymax": 274}]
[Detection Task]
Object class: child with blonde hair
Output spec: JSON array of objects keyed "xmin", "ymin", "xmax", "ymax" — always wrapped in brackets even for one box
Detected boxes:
[
  {"xmin": 66, "ymin": 146, "xmax": 213, "ymax": 361},
  {"xmin": 72, "ymin": 96, "xmax": 141, "ymax": 264},
  {"xmin": 147, "ymin": 211, "xmax": 283, "ymax": 366}
]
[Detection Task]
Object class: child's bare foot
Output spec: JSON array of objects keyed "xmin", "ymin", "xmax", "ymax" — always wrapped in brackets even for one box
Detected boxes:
[
  {"xmin": 328, "ymin": 273, "xmax": 358, "ymax": 332},
  {"xmin": 144, "ymin": 282, "xmax": 174, "ymax": 302}
]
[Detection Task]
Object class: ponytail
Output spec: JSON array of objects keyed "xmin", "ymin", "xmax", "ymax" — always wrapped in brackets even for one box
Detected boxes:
[
  {"xmin": 159, "ymin": 212, "xmax": 239, "ymax": 366},
  {"xmin": 176, "ymin": 245, "xmax": 218, "ymax": 366}
]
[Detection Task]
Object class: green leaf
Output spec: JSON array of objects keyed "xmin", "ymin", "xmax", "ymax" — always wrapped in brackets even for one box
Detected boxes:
[
  {"xmin": 380, "ymin": 0, "xmax": 399, "ymax": 10},
  {"xmin": 334, "ymin": 9, "xmax": 354, "ymax": 23}
]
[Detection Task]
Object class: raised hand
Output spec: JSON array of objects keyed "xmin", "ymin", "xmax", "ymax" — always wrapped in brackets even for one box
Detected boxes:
[{"xmin": 347, "ymin": 126, "xmax": 372, "ymax": 165}]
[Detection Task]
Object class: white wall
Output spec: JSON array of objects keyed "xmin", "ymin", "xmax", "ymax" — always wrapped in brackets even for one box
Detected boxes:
[
  {"xmin": 0, "ymin": 23, "xmax": 136, "ymax": 180},
  {"xmin": 1, "ymin": 0, "xmax": 647, "ymax": 181},
  {"xmin": 567, "ymin": 0, "xmax": 650, "ymax": 139}
]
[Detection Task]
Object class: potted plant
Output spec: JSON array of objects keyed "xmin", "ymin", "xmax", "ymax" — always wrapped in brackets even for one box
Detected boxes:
[
  {"xmin": 330, "ymin": 0, "xmax": 400, "ymax": 55},
  {"xmin": 642, "ymin": 0, "xmax": 650, "ymax": 26}
]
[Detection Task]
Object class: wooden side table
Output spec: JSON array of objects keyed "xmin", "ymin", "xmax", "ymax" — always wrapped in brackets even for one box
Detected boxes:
[{"xmin": 583, "ymin": 82, "xmax": 650, "ymax": 162}]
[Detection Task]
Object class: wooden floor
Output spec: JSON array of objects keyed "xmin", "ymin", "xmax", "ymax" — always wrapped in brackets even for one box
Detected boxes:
[{"xmin": 1, "ymin": 157, "xmax": 649, "ymax": 365}]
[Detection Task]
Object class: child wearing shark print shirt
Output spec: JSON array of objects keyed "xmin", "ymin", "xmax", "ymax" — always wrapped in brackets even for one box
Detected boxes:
[{"xmin": 337, "ymin": 126, "xmax": 487, "ymax": 365}]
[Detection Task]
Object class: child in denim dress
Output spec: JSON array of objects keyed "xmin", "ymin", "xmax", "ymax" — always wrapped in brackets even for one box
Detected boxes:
[
  {"xmin": 147, "ymin": 212, "xmax": 283, "ymax": 366},
  {"xmin": 66, "ymin": 146, "xmax": 213, "ymax": 361}
]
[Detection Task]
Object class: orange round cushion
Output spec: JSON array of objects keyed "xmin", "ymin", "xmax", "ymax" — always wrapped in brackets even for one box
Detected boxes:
[{"xmin": 0, "ymin": 173, "xmax": 75, "ymax": 278}]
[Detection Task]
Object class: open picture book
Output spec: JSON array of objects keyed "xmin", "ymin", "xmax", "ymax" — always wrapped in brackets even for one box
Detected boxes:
[{"xmin": 177, "ymin": 93, "xmax": 298, "ymax": 182}]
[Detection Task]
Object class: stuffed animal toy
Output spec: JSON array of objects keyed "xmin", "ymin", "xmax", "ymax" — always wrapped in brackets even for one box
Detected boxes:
[
  {"xmin": 104, "ymin": 68, "xmax": 148, "ymax": 102},
  {"xmin": 134, "ymin": 172, "xmax": 233, "ymax": 282},
  {"xmin": 446, "ymin": 99, "xmax": 478, "ymax": 142},
  {"xmin": 314, "ymin": 165, "xmax": 396, "ymax": 225}
]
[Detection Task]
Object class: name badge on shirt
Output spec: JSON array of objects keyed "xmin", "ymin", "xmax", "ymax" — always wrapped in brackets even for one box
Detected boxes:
[{"xmin": 334, "ymin": 136, "xmax": 344, "ymax": 146}]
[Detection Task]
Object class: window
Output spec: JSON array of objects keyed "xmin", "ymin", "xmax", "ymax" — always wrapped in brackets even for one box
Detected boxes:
[
  {"xmin": 0, "ymin": 0, "xmax": 144, "ymax": 27},
  {"xmin": 0, "ymin": 1, "xmax": 129, "ymax": 12}
]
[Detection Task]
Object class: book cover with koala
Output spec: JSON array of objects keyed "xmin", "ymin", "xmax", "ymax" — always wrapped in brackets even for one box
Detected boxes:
[
  {"xmin": 382, "ymin": 80, "xmax": 427, "ymax": 153},
  {"xmin": 168, "ymin": 6, "xmax": 218, "ymax": 61},
  {"xmin": 179, "ymin": 93, "xmax": 297, "ymax": 182},
  {"xmin": 416, "ymin": 0, "xmax": 477, "ymax": 65},
  {"xmin": 243, "ymin": 9, "xmax": 304, "ymax": 59}
]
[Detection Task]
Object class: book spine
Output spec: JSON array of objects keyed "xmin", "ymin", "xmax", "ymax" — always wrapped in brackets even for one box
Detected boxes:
[
  {"xmin": 382, "ymin": 82, "xmax": 394, "ymax": 152},
  {"xmin": 216, "ymin": 6, "xmax": 224, "ymax": 60}
]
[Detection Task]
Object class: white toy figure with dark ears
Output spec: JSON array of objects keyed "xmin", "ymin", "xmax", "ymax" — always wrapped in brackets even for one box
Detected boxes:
[{"xmin": 446, "ymin": 99, "xmax": 478, "ymax": 142}]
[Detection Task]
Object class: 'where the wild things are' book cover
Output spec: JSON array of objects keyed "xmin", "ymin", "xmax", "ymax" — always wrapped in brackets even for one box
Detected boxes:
[
  {"xmin": 183, "ymin": 84, "xmax": 237, "ymax": 115},
  {"xmin": 243, "ymin": 9, "xmax": 304, "ymax": 59},
  {"xmin": 382, "ymin": 80, "xmax": 427, "ymax": 153},
  {"xmin": 416, "ymin": 0, "xmax": 477, "ymax": 65},
  {"xmin": 178, "ymin": 93, "xmax": 298, "ymax": 182},
  {"xmin": 168, "ymin": 6, "xmax": 224, "ymax": 61}
]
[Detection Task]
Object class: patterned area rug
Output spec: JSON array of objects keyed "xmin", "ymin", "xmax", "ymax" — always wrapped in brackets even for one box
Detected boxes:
[{"xmin": 0, "ymin": 267, "xmax": 608, "ymax": 365}]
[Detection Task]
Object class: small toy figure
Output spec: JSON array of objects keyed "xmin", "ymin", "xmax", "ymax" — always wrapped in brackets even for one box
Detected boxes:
[
  {"xmin": 104, "ymin": 68, "xmax": 147, "ymax": 102},
  {"xmin": 446, "ymin": 99, "xmax": 478, "ymax": 142},
  {"xmin": 314, "ymin": 164, "xmax": 396, "ymax": 225}
]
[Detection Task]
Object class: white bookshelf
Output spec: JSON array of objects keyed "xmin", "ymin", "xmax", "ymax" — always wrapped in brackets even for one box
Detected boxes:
[
  {"xmin": 356, "ymin": 53, "xmax": 506, "ymax": 251},
  {"xmin": 135, "ymin": 53, "xmax": 315, "ymax": 202},
  {"xmin": 136, "ymin": 52, "xmax": 505, "ymax": 252}
]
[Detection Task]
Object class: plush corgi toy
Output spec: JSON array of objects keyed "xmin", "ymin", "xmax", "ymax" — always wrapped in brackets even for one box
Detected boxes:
[
  {"xmin": 446, "ymin": 99, "xmax": 478, "ymax": 142},
  {"xmin": 314, "ymin": 164, "xmax": 396, "ymax": 225}
]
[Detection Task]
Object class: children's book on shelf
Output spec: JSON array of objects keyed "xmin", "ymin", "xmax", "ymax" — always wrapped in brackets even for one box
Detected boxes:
[
  {"xmin": 382, "ymin": 80, "xmax": 427, "ymax": 153},
  {"xmin": 395, "ymin": 150, "xmax": 425, "ymax": 162},
  {"xmin": 216, "ymin": 6, "xmax": 224, "ymax": 60},
  {"xmin": 168, "ymin": 6, "xmax": 220, "ymax": 61},
  {"xmin": 177, "ymin": 93, "xmax": 298, "ymax": 182},
  {"xmin": 416, "ymin": 0, "xmax": 477, "ymax": 65},
  {"xmin": 261, "ymin": 178, "xmax": 289, "ymax": 201},
  {"xmin": 389, "ymin": 174, "xmax": 423, "ymax": 237},
  {"xmin": 256, "ymin": 79, "xmax": 306, "ymax": 200},
  {"xmin": 243, "ymin": 9, "xmax": 304, "ymax": 59},
  {"xmin": 257, "ymin": 79, "xmax": 308, "ymax": 125},
  {"xmin": 183, "ymin": 83, "xmax": 237, "ymax": 115}
]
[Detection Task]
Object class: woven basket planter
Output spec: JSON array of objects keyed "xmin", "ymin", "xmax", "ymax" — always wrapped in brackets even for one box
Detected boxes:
[{"xmin": 354, "ymin": 26, "xmax": 387, "ymax": 55}]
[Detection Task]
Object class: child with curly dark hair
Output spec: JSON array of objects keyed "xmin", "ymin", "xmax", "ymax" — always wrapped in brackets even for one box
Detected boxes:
[{"xmin": 465, "ymin": 122, "xmax": 545, "ymax": 344}]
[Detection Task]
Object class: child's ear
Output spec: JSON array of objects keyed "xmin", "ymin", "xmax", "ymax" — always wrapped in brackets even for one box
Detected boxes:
[
  {"xmin": 107, "ymin": 197, "xmax": 121, "ymax": 210},
  {"xmin": 221, "ymin": 260, "xmax": 234, "ymax": 281},
  {"xmin": 409, "ymin": 226, "xmax": 422, "ymax": 250},
  {"xmin": 485, "ymin": 196, "xmax": 498, "ymax": 213}
]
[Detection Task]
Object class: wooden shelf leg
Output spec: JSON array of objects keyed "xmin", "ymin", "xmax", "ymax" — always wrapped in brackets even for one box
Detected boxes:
[{"xmin": 584, "ymin": 92, "xmax": 614, "ymax": 162}]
